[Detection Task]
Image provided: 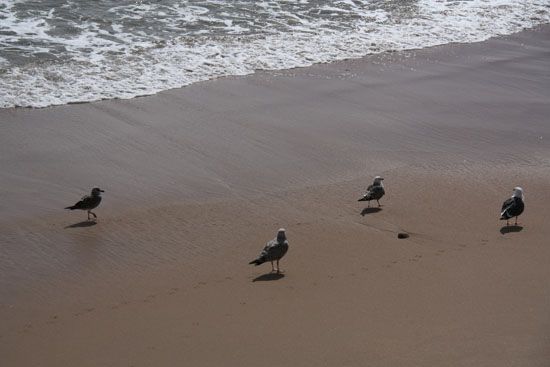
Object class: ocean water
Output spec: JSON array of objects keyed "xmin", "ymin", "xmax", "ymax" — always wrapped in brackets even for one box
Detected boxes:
[{"xmin": 0, "ymin": 0, "xmax": 548, "ymax": 109}]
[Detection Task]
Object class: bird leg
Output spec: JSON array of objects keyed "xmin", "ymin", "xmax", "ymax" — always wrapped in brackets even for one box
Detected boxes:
[
  {"xmin": 276, "ymin": 260, "xmax": 283, "ymax": 274},
  {"xmin": 506, "ymin": 219, "xmax": 510, "ymax": 226},
  {"xmin": 515, "ymin": 217, "xmax": 518, "ymax": 225},
  {"xmin": 270, "ymin": 261, "xmax": 275, "ymax": 272},
  {"xmin": 367, "ymin": 201, "xmax": 370, "ymax": 208},
  {"xmin": 377, "ymin": 199, "xmax": 381, "ymax": 207},
  {"xmin": 87, "ymin": 210, "xmax": 97, "ymax": 221}
]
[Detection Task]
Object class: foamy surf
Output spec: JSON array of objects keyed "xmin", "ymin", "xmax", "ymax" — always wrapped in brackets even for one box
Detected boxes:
[{"xmin": 0, "ymin": 0, "xmax": 549, "ymax": 108}]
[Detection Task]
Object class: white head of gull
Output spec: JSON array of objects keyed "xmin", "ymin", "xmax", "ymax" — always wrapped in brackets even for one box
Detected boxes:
[
  {"xmin": 373, "ymin": 176, "xmax": 384, "ymax": 186},
  {"xmin": 512, "ymin": 187, "xmax": 524, "ymax": 200}
]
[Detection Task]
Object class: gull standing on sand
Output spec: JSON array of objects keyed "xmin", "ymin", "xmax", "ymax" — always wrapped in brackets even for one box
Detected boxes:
[
  {"xmin": 500, "ymin": 187, "xmax": 525, "ymax": 226},
  {"xmin": 249, "ymin": 228, "xmax": 289, "ymax": 274},
  {"xmin": 65, "ymin": 187, "xmax": 104, "ymax": 220},
  {"xmin": 358, "ymin": 176, "xmax": 385, "ymax": 207}
]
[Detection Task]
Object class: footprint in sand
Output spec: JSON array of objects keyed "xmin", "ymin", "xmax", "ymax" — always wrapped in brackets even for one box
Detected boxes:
[
  {"xmin": 112, "ymin": 300, "xmax": 129, "ymax": 309},
  {"xmin": 193, "ymin": 281, "xmax": 207, "ymax": 289},
  {"xmin": 75, "ymin": 307, "xmax": 94, "ymax": 316},
  {"xmin": 143, "ymin": 295, "xmax": 156, "ymax": 303},
  {"xmin": 409, "ymin": 254, "xmax": 423, "ymax": 262}
]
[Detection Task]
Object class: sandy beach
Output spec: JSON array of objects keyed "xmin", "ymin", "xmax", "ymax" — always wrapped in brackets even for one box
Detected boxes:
[{"xmin": 1, "ymin": 25, "xmax": 550, "ymax": 366}]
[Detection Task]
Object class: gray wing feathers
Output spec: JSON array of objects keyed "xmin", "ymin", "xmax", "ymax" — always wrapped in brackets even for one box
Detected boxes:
[
  {"xmin": 260, "ymin": 239, "xmax": 289, "ymax": 262},
  {"xmin": 500, "ymin": 198, "xmax": 514, "ymax": 217},
  {"xmin": 250, "ymin": 238, "xmax": 289, "ymax": 265},
  {"xmin": 361, "ymin": 185, "xmax": 385, "ymax": 201},
  {"xmin": 66, "ymin": 195, "xmax": 101, "ymax": 210}
]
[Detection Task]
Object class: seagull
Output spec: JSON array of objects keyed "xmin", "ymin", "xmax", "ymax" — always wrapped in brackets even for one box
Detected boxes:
[
  {"xmin": 65, "ymin": 187, "xmax": 104, "ymax": 220},
  {"xmin": 358, "ymin": 176, "xmax": 385, "ymax": 207},
  {"xmin": 249, "ymin": 228, "xmax": 289, "ymax": 273},
  {"xmin": 500, "ymin": 187, "xmax": 524, "ymax": 226}
]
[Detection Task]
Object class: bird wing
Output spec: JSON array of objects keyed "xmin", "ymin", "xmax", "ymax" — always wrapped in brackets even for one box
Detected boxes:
[
  {"xmin": 260, "ymin": 240, "xmax": 288, "ymax": 261},
  {"xmin": 500, "ymin": 198, "xmax": 516, "ymax": 218},
  {"xmin": 75, "ymin": 195, "xmax": 101, "ymax": 210},
  {"xmin": 70, "ymin": 195, "xmax": 90, "ymax": 209},
  {"xmin": 363, "ymin": 185, "xmax": 384, "ymax": 200},
  {"xmin": 260, "ymin": 240, "xmax": 277, "ymax": 255},
  {"xmin": 500, "ymin": 197, "xmax": 514, "ymax": 216},
  {"xmin": 371, "ymin": 186, "xmax": 385, "ymax": 195},
  {"xmin": 361, "ymin": 184, "xmax": 375, "ymax": 199}
]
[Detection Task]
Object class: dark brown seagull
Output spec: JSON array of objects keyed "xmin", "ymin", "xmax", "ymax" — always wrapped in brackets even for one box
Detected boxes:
[{"xmin": 65, "ymin": 187, "xmax": 104, "ymax": 220}]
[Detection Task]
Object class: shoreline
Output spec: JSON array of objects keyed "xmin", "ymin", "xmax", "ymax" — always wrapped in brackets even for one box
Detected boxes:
[
  {"xmin": 1, "ymin": 25, "xmax": 550, "ymax": 366},
  {"xmin": 0, "ymin": 24, "xmax": 548, "ymax": 113}
]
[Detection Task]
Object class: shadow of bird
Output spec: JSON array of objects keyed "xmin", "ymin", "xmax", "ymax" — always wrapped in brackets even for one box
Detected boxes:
[
  {"xmin": 360, "ymin": 207, "xmax": 382, "ymax": 216},
  {"xmin": 65, "ymin": 221, "xmax": 98, "ymax": 229},
  {"xmin": 252, "ymin": 273, "xmax": 285, "ymax": 282},
  {"xmin": 500, "ymin": 225, "xmax": 523, "ymax": 235}
]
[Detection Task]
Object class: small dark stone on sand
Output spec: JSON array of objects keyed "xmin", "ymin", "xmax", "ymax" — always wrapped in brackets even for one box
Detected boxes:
[{"xmin": 397, "ymin": 232, "xmax": 409, "ymax": 239}]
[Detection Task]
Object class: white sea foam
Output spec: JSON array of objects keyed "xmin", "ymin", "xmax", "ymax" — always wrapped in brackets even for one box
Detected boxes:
[{"xmin": 0, "ymin": 0, "xmax": 548, "ymax": 108}]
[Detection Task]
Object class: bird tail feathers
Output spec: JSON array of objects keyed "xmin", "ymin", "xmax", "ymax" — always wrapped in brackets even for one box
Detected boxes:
[
  {"xmin": 65, "ymin": 206, "xmax": 76, "ymax": 210},
  {"xmin": 249, "ymin": 258, "xmax": 265, "ymax": 266}
]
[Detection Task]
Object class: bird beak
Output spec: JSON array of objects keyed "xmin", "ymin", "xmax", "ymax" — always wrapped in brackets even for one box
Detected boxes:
[{"xmin": 100, "ymin": 189, "xmax": 105, "ymax": 192}]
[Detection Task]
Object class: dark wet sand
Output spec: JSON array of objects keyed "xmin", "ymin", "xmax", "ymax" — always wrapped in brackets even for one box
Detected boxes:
[{"xmin": 1, "ymin": 25, "xmax": 550, "ymax": 366}]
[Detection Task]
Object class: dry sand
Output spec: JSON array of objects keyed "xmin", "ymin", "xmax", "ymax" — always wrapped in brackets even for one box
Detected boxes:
[{"xmin": 1, "ymin": 25, "xmax": 550, "ymax": 366}]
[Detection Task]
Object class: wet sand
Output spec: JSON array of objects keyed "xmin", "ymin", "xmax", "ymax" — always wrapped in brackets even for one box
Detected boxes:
[{"xmin": 1, "ymin": 25, "xmax": 550, "ymax": 366}]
